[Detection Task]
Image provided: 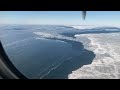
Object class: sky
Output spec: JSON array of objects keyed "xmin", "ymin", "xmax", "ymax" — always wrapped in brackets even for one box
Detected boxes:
[{"xmin": 0, "ymin": 11, "xmax": 120, "ymax": 26}]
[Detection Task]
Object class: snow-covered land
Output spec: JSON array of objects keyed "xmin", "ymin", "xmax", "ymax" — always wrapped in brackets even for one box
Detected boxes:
[{"xmin": 69, "ymin": 31, "xmax": 120, "ymax": 79}]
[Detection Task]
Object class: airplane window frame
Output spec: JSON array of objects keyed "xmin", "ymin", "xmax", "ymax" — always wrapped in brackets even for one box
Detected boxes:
[{"xmin": 0, "ymin": 41, "xmax": 27, "ymax": 79}]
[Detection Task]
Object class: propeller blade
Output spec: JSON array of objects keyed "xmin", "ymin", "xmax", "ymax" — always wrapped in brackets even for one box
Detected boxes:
[{"xmin": 82, "ymin": 11, "xmax": 86, "ymax": 20}]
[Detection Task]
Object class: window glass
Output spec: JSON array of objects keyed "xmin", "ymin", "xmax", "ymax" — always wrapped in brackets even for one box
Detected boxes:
[{"xmin": 0, "ymin": 11, "xmax": 120, "ymax": 79}]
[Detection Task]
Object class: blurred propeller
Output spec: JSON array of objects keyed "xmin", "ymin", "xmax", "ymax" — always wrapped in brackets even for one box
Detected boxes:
[{"xmin": 82, "ymin": 11, "xmax": 86, "ymax": 20}]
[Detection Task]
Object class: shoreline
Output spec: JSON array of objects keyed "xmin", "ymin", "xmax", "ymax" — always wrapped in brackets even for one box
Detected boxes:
[
  {"xmin": 68, "ymin": 33, "xmax": 120, "ymax": 79},
  {"xmin": 34, "ymin": 31, "xmax": 95, "ymax": 79}
]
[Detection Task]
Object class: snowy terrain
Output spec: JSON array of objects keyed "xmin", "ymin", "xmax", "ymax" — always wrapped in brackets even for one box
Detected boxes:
[
  {"xmin": 70, "ymin": 25, "xmax": 120, "ymax": 30},
  {"xmin": 68, "ymin": 31, "xmax": 120, "ymax": 79},
  {"xmin": 69, "ymin": 25, "xmax": 100, "ymax": 29},
  {"xmin": 33, "ymin": 25, "xmax": 120, "ymax": 79}
]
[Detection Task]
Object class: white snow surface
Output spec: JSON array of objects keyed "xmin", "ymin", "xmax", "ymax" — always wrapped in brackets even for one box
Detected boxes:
[{"xmin": 69, "ymin": 33, "xmax": 120, "ymax": 79}]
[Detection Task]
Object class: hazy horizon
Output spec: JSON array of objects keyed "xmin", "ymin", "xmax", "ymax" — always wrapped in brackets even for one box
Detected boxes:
[{"xmin": 0, "ymin": 11, "xmax": 120, "ymax": 26}]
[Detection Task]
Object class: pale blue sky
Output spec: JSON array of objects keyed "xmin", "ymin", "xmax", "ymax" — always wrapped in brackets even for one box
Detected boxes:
[{"xmin": 0, "ymin": 11, "xmax": 120, "ymax": 26}]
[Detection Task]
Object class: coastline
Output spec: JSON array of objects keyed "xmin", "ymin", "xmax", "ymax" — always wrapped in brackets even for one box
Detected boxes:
[
  {"xmin": 34, "ymin": 31, "xmax": 95, "ymax": 79},
  {"xmin": 68, "ymin": 33, "xmax": 120, "ymax": 79}
]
